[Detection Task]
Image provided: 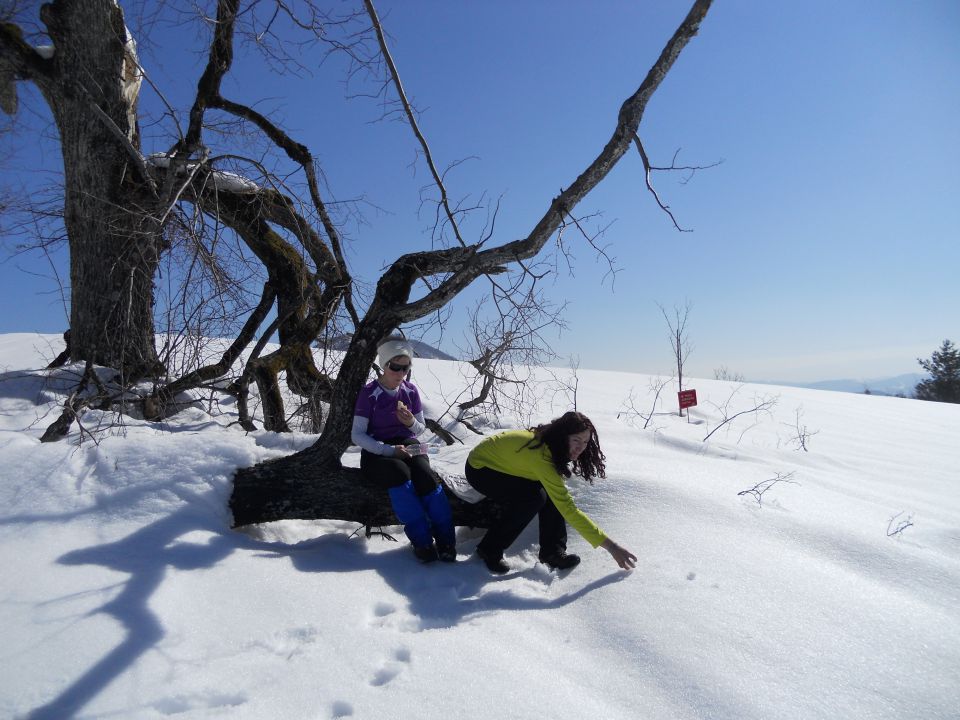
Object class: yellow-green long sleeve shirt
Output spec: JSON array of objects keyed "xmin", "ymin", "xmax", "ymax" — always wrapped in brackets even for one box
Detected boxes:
[{"xmin": 467, "ymin": 430, "xmax": 607, "ymax": 548}]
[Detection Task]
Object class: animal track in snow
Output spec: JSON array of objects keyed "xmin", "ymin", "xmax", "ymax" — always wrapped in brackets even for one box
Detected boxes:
[
  {"xmin": 373, "ymin": 601, "xmax": 396, "ymax": 618},
  {"xmin": 243, "ymin": 625, "xmax": 319, "ymax": 659},
  {"xmin": 368, "ymin": 600, "xmax": 423, "ymax": 632},
  {"xmin": 152, "ymin": 691, "xmax": 247, "ymax": 715},
  {"xmin": 330, "ymin": 699, "xmax": 354, "ymax": 718},
  {"xmin": 369, "ymin": 646, "xmax": 412, "ymax": 687}
]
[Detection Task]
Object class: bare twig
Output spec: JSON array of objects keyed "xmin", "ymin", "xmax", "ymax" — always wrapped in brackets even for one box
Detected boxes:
[
  {"xmin": 703, "ymin": 387, "xmax": 778, "ymax": 442},
  {"xmin": 886, "ymin": 512, "xmax": 914, "ymax": 538},
  {"xmin": 618, "ymin": 375, "xmax": 674, "ymax": 430},
  {"xmin": 738, "ymin": 472, "xmax": 798, "ymax": 508},
  {"xmin": 364, "ymin": 0, "xmax": 467, "ymax": 248},
  {"xmin": 633, "ymin": 135, "xmax": 689, "ymax": 232},
  {"xmin": 785, "ymin": 406, "xmax": 819, "ymax": 452}
]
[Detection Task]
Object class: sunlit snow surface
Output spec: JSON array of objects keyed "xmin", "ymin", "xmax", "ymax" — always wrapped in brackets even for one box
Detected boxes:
[{"xmin": 0, "ymin": 333, "xmax": 957, "ymax": 719}]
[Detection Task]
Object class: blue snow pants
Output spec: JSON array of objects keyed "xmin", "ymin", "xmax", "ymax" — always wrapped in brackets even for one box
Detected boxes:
[{"xmin": 360, "ymin": 440, "xmax": 455, "ymax": 548}]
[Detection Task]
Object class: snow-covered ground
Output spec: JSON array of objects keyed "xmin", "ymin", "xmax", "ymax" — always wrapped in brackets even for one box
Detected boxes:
[{"xmin": 1, "ymin": 333, "xmax": 957, "ymax": 719}]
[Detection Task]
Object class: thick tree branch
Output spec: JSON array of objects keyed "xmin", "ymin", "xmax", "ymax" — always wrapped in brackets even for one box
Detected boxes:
[
  {"xmin": 1, "ymin": 21, "xmax": 54, "ymax": 115},
  {"xmin": 364, "ymin": 0, "xmax": 467, "ymax": 248},
  {"xmin": 183, "ymin": 0, "xmax": 240, "ymax": 153},
  {"xmin": 210, "ymin": 97, "xmax": 352, "ymax": 285},
  {"xmin": 376, "ymin": 0, "xmax": 713, "ymax": 321}
]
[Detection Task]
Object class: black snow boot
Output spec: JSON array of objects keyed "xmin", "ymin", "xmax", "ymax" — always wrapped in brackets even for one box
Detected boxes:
[
  {"xmin": 414, "ymin": 544, "xmax": 439, "ymax": 563},
  {"xmin": 476, "ymin": 545, "xmax": 509, "ymax": 574},
  {"xmin": 540, "ymin": 552, "xmax": 581, "ymax": 571},
  {"xmin": 437, "ymin": 544, "xmax": 457, "ymax": 563}
]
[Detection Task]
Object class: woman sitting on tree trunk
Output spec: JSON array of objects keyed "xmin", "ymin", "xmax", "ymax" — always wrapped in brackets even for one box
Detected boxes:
[
  {"xmin": 352, "ymin": 337, "xmax": 456, "ymax": 563},
  {"xmin": 465, "ymin": 411, "xmax": 637, "ymax": 574}
]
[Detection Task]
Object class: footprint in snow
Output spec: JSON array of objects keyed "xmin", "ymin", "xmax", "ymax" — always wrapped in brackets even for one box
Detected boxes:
[
  {"xmin": 331, "ymin": 699, "xmax": 354, "ymax": 718},
  {"xmin": 373, "ymin": 601, "xmax": 396, "ymax": 618},
  {"xmin": 152, "ymin": 691, "xmax": 247, "ymax": 715},
  {"xmin": 369, "ymin": 600, "xmax": 422, "ymax": 632},
  {"xmin": 370, "ymin": 646, "xmax": 412, "ymax": 687}
]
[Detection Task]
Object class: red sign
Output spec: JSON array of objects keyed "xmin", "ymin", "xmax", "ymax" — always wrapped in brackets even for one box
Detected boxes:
[{"xmin": 678, "ymin": 389, "xmax": 698, "ymax": 409}]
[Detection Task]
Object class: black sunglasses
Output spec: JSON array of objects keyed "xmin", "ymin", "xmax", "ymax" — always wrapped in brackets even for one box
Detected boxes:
[{"xmin": 387, "ymin": 361, "xmax": 411, "ymax": 372}]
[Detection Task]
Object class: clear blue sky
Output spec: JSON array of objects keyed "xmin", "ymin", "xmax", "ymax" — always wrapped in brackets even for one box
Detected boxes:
[{"xmin": 1, "ymin": 1, "xmax": 957, "ymax": 383}]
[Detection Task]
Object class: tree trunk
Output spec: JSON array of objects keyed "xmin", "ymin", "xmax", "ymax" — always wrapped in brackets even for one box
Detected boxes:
[
  {"xmin": 229, "ymin": 450, "xmax": 499, "ymax": 530},
  {"xmin": 42, "ymin": 0, "xmax": 163, "ymax": 376},
  {"xmin": 61, "ymin": 163, "xmax": 163, "ymax": 376}
]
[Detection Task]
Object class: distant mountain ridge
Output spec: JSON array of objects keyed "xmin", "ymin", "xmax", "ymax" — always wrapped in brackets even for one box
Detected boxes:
[
  {"xmin": 324, "ymin": 335, "xmax": 457, "ymax": 362},
  {"xmin": 322, "ymin": 335, "xmax": 924, "ymax": 395},
  {"xmin": 756, "ymin": 373, "xmax": 925, "ymax": 397}
]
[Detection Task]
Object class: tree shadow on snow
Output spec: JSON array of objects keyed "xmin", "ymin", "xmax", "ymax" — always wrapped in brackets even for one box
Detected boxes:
[
  {"xmin": 23, "ymin": 506, "xmax": 237, "ymax": 720},
  {"xmin": 263, "ymin": 530, "xmax": 630, "ymax": 631},
  {"xmin": 262, "ymin": 532, "xmax": 764, "ymax": 719},
  {"xmin": 20, "ymin": 509, "xmax": 622, "ymax": 717}
]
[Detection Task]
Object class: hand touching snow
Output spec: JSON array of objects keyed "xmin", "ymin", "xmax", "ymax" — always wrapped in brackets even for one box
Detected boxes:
[{"xmin": 602, "ymin": 538, "xmax": 637, "ymax": 570}]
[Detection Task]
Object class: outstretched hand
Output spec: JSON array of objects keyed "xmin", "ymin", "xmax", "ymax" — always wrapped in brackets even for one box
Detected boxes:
[{"xmin": 602, "ymin": 538, "xmax": 637, "ymax": 570}]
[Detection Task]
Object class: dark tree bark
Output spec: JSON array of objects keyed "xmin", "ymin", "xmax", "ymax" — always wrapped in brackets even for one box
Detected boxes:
[
  {"xmin": 2, "ymin": 1, "xmax": 164, "ymax": 376},
  {"xmin": 229, "ymin": 456, "xmax": 500, "ymax": 530}
]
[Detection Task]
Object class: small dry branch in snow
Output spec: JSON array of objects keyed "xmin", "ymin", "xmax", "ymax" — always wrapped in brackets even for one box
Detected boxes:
[
  {"xmin": 738, "ymin": 472, "xmax": 798, "ymax": 508},
  {"xmin": 785, "ymin": 406, "xmax": 819, "ymax": 452},
  {"xmin": 618, "ymin": 375, "xmax": 673, "ymax": 430},
  {"xmin": 703, "ymin": 386, "xmax": 779, "ymax": 442},
  {"xmin": 886, "ymin": 512, "xmax": 914, "ymax": 538}
]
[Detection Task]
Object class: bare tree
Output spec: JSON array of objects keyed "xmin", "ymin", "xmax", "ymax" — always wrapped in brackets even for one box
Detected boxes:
[
  {"xmin": 2, "ymin": 0, "xmax": 717, "ymax": 527},
  {"xmin": 714, "ymin": 365, "xmax": 745, "ymax": 382},
  {"xmin": 658, "ymin": 299, "xmax": 694, "ymax": 409},
  {"xmin": 543, "ymin": 355, "xmax": 582, "ymax": 415},
  {"xmin": 236, "ymin": 0, "xmax": 715, "ymax": 525}
]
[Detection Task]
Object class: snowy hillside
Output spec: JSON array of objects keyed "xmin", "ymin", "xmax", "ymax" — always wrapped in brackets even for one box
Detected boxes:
[{"xmin": 0, "ymin": 333, "xmax": 958, "ymax": 720}]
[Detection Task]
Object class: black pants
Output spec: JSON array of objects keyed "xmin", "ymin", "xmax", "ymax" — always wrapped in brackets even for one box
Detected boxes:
[
  {"xmin": 360, "ymin": 438, "xmax": 440, "ymax": 495},
  {"xmin": 465, "ymin": 463, "xmax": 567, "ymax": 558}
]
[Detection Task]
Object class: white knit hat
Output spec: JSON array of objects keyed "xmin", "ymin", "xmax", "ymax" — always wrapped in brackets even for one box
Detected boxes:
[{"xmin": 377, "ymin": 338, "xmax": 414, "ymax": 369}]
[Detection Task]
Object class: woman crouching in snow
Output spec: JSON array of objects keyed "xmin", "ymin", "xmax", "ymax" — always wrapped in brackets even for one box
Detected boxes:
[{"xmin": 465, "ymin": 411, "xmax": 636, "ymax": 574}]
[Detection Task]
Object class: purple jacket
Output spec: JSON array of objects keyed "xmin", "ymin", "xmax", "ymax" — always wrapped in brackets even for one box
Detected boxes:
[{"xmin": 353, "ymin": 379, "xmax": 423, "ymax": 442}]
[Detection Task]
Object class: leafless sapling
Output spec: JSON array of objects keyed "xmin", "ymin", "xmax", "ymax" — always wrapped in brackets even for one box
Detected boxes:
[
  {"xmin": 785, "ymin": 406, "xmax": 819, "ymax": 452},
  {"xmin": 658, "ymin": 300, "xmax": 694, "ymax": 413}
]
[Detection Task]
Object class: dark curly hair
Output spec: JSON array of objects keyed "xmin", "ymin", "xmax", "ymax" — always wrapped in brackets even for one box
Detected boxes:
[{"xmin": 524, "ymin": 411, "xmax": 606, "ymax": 483}]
